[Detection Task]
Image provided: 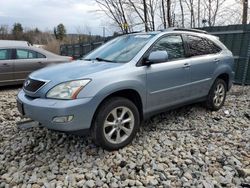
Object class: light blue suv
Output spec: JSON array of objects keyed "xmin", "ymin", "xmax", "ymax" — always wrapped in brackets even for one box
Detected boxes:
[{"xmin": 17, "ymin": 29, "xmax": 234, "ymax": 150}]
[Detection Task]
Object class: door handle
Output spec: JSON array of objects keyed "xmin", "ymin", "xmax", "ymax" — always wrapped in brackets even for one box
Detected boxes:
[
  {"xmin": 2, "ymin": 63, "xmax": 10, "ymax": 67},
  {"xmin": 183, "ymin": 63, "xmax": 191, "ymax": 68},
  {"xmin": 214, "ymin": 58, "xmax": 220, "ymax": 63}
]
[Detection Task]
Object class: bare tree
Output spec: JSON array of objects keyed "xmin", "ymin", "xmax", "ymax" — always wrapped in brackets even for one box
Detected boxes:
[
  {"xmin": 179, "ymin": 0, "xmax": 185, "ymax": 27},
  {"xmin": 161, "ymin": 0, "xmax": 167, "ymax": 28},
  {"xmin": 184, "ymin": 0, "xmax": 196, "ymax": 27},
  {"xmin": 95, "ymin": 0, "xmax": 246, "ymax": 32},
  {"xmin": 197, "ymin": 0, "xmax": 201, "ymax": 27},
  {"xmin": 166, "ymin": 0, "xmax": 172, "ymax": 27},
  {"xmin": 95, "ymin": 0, "xmax": 131, "ymax": 33},
  {"xmin": 242, "ymin": 0, "xmax": 248, "ymax": 24},
  {"xmin": 126, "ymin": 0, "xmax": 159, "ymax": 31},
  {"xmin": 0, "ymin": 25, "xmax": 9, "ymax": 39}
]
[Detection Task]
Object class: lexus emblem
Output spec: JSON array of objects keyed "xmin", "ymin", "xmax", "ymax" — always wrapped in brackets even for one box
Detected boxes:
[{"xmin": 24, "ymin": 80, "xmax": 31, "ymax": 87}]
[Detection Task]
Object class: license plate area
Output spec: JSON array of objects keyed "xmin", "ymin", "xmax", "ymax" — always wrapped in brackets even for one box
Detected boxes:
[{"xmin": 17, "ymin": 100, "xmax": 25, "ymax": 116}]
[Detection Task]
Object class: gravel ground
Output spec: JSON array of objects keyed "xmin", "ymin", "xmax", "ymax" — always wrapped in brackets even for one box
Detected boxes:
[{"xmin": 0, "ymin": 85, "xmax": 250, "ymax": 188}]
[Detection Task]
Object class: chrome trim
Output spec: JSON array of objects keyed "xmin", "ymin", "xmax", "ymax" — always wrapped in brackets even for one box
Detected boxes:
[{"xmin": 23, "ymin": 76, "xmax": 51, "ymax": 95}]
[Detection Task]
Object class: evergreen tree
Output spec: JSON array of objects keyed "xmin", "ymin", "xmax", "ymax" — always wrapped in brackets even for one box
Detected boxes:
[
  {"xmin": 54, "ymin": 23, "xmax": 66, "ymax": 41},
  {"xmin": 12, "ymin": 23, "xmax": 23, "ymax": 40}
]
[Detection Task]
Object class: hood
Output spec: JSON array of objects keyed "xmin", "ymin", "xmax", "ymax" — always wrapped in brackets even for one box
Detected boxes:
[{"xmin": 30, "ymin": 60, "xmax": 123, "ymax": 82}]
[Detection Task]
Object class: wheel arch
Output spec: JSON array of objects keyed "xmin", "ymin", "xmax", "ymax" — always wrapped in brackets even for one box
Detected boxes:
[
  {"xmin": 216, "ymin": 73, "xmax": 230, "ymax": 91},
  {"xmin": 91, "ymin": 89, "xmax": 144, "ymax": 128}
]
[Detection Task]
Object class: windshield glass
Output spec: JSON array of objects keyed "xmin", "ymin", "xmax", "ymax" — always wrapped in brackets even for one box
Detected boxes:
[{"xmin": 84, "ymin": 34, "xmax": 155, "ymax": 63}]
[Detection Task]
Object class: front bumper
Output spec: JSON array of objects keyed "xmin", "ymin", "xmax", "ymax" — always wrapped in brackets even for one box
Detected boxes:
[{"xmin": 17, "ymin": 90, "xmax": 97, "ymax": 132}]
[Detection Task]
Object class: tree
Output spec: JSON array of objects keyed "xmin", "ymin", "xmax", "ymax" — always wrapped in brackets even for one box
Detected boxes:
[
  {"xmin": 12, "ymin": 23, "xmax": 23, "ymax": 40},
  {"xmin": 166, "ymin": 0, "xmax": 172, "ymax": 27},
  {"xmin": 95, "ymin": 0, "xmax": 131, "ymax": 33},
  {"xmin": 0, "ymin": 25, "xmax": 9, "ymax": 39},
  {"xmin": 54, "ymin": 23, "xmax": 66, "ymax": 41},
  {"xmin": 179, "ymin": 0, "xmax": 185, "ymax": 27},
  {"xmin": 126, "ymin": 0, "xmax": 159, "ymax": 31},
  {"xmin": 242, "ymin": 0, "xmax": 248, "ymax": 24}
]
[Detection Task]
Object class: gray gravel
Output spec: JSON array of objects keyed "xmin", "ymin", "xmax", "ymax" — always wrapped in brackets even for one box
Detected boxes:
[{"xmin": 0, "ymin": 85, "xmax": 250, "ymax": 187}]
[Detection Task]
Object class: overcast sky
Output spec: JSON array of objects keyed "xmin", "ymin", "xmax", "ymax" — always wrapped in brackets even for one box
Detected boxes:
[{"xmin": 0, "ymin": 0, "xmax": 112, "ymax": 35}]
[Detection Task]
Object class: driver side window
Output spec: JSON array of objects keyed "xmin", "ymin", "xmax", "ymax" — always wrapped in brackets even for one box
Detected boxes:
[{"xmin": 151, "ymin": 35, "xmax": 185, "ymax": 61}]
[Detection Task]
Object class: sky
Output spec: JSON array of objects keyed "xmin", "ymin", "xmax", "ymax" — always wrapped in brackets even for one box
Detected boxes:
[{"xmin": 0, "ymin": 0, "xmax": 111, "ymax": 35}]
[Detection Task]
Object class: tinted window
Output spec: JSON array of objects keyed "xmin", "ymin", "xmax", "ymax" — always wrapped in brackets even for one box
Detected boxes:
[
  {"xmin": 0, "ymin": 49, "xmax": 11, "ymax": 60},
  {"xmin": 16, "ymin": 49, "xmax": 42, "ymax": 59},
  {"xmin": 151, "ymin": 35, "xmax": 185, "ymax": 61},
  {"xmin": 186, "ymin": 35, "xmax": 221, "ymax": 57},
  {"xmin": 37, "ymin": 52, "xmax": 46, "ymax": 58}
]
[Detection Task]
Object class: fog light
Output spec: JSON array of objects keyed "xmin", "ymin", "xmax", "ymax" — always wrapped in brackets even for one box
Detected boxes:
[{"xmin": 52, "ymin": 115, "xmax": 74, "ymax": 123}]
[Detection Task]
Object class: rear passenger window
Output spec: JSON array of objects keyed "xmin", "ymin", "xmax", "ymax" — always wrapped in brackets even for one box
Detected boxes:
[
  {"xmin": 16, "ymin": 49, "xmax": 45, "ymax": 59},
  {"xmin": 186, "ymin": 35, "xmax": 221, "ymax": 57},
  {"xmin": 0, "ymin": 49, "xmax": 11, "ymax": 60},
  {"xmin": 17, "ymin": 49, "xmax": 30, "ymax": 59},
  {"xmin": 37, "ymin": 52, "xmax": 46, "ymax": 58}
]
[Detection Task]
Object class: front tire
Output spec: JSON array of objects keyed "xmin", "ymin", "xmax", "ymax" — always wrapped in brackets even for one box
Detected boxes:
[
  {"xmin": 91, "ymin": 97, "xmax": 140, "ymax": 150},
  {"xmin": 206, "ymin": 78, "xmax": 227, "ymax": 111}
]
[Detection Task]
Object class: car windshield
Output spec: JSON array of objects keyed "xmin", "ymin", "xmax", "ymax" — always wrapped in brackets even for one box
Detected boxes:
[{"xmin": 84, "ymin": 34, "xmax": 155, "ymax": 63}]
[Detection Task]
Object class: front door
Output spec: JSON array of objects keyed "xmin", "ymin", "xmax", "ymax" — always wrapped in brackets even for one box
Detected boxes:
[{"xmin": 146, "ymin": 35, "xmax": 191, "ymax": 112}]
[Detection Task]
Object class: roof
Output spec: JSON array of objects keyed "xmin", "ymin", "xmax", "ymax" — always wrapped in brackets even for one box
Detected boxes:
[{"xmin": 0, "ymin": 40, "xmax": 31, "ymax": 47}]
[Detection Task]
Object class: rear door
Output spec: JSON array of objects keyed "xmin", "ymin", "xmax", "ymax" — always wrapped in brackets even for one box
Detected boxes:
[
  {"xmin": 0, "ymin": 48, "xmax": 14, "ymax": 83},
  {"xmin": 14, "ymin": 49, "xmax": 46, "ymax": 80},
  {"xmin": 35, "ymin": 51, "xmax": 48, "ymax": 68},
  {"xmin": 145, "ymin": 34, "xmax": 191, "ymax": 112},
  {"xmin": 184, "ymin": 35, "xmax": 222, "ymax": 99}
]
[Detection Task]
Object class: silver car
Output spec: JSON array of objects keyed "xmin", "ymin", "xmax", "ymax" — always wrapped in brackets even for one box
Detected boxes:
[
  {"xmin": 17, "ymin": 29, "xmax": 234, "ymax": 150},
  {"xmin": 0, "ymin": 41, "xmax": 72, "ymax": 86}
]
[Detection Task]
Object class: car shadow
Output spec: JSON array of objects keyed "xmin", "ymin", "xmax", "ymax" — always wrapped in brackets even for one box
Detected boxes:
[
  {"xmin": 14, "ymin": 102, "xmax": 207, "ymax": 157},
  {"xmin": 0, "ymin": 84, "xmax": 23, "ymax": 91}
]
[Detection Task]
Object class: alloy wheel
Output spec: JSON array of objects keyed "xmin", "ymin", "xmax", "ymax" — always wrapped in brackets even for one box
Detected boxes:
[
  {"xmin": 213, "ymin": 83, "xmax": 225, "ymax": 107},
  {"xmin": 103, "ymin": 106, "xmax": 135, "ymax": 144}
]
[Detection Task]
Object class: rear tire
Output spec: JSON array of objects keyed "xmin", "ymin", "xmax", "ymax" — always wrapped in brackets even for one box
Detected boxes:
[
  {"xmin": 91, "ymin": 97, "xmax": 140, "ymax": 151},
  {"xmin": 206, "ymin": 78, "xmax": 227, "ymax": 111}
]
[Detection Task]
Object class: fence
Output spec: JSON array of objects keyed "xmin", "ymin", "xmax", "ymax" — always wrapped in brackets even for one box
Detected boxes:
[
  {"xmin": 60, "ymin": 41, "xmax": 104, "ymax": 59},
  {"xmin": 202, "ymin": 24, "xmax": 250, "ymax": 85},
  {"xmin": 60, "ymin": 24, "xmax": 250, "ymax": 85}
]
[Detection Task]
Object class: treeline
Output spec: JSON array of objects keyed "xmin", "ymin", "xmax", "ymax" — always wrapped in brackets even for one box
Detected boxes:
[
  {"xmin": 96, "ymin": 0, "xmax": 248, "ymax": 33},
  {"xmin": 0, "ymin": 23, "xmax": 103, "ymax": 54},
  {"xmin": 0, "ymin": 23, "xmax": 55, "ymax": 45}
]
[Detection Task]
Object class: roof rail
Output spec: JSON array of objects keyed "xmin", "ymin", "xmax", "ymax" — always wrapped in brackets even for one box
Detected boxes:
[{"xmin": 160, "ymin": 27, "xmax": 208, "ymax": 34}]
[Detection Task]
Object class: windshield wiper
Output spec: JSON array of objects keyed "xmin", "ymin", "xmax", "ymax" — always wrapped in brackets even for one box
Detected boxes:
[
  {"xmin": 82, "ymin": 58, "xmax": 92, "ymax": 61},
  {"xmin": 95, "ymin": 57, "xmax": 114, "ymax": 62}
]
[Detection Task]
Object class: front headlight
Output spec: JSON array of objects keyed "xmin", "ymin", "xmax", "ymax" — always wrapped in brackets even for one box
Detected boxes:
[{"xmin": 46, "ymin": 79, "xmax": 91, "ymax": 99}]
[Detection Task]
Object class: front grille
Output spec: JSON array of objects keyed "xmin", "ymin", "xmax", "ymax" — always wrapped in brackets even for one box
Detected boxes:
[{"xmin": 23, "ymin": 78, "xmax": 46, "ymax": 93}]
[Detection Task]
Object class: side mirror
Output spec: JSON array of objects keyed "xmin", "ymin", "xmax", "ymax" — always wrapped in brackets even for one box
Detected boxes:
[{"xmin": 145, "ymin": 50, "xmax": 168, "ymax": 65}]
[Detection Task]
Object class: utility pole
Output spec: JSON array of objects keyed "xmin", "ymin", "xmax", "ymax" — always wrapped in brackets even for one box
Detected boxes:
[
  {"xmin": 162, "ymin": 0, "xmax": 167, "ymax": 29},
  {"xmin": 143, "ymin": 0, "xmax": 148, "ymax": 32},
  {"xmin": 103, "ymin": 27, "xmax": 105, "ymax": 38},
  {"xmin": 242, "ymin": 0, "xmax": 248, "ymax": 24}
]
